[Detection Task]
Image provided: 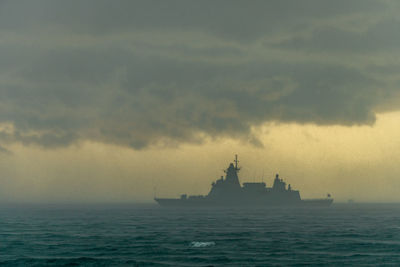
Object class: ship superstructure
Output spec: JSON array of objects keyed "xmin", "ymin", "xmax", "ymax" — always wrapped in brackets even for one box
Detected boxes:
[{"xmin": 155, "ymin": 155, "xmax": 333, "ymax": 207}]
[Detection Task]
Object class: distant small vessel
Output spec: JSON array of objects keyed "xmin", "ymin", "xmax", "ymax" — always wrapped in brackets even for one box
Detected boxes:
[{"xmin": 155, "ymin": 155, "xmax": 333, "ymax": 207}]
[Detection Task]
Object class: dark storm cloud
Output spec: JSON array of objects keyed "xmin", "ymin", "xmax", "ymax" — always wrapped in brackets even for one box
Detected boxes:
[
  {"xmin": 275, "ymin": 19, "xmax": 400, "ymax": 53},
  {"xmin": 0, "ymin": 0, "xmax": 384, "ymax": 36},
  {"xmin": 0, "ymin": 0, "xmax": 398, "ymax": 149}
]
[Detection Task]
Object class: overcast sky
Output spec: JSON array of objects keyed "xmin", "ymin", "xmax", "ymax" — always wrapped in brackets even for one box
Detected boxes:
[{"xmin": 1, "ymin": 0, "xmax": 400, "ymax": 203}]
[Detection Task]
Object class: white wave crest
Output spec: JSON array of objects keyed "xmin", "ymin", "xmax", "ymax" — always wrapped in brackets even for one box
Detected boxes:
[{"xmin": 190, "ymin": 241, "xmax": 216, "ymax": 248}]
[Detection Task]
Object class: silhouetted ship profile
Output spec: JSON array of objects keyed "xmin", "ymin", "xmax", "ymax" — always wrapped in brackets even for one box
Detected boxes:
[{"xmin": 155, "ymin": 155, "xmax": 333, "ymax": 207}]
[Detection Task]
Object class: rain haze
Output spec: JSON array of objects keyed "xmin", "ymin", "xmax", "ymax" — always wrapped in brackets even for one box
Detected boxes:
[{"xmin": 1, "ymin": 0, "xmax": 400, "ymax": 203}]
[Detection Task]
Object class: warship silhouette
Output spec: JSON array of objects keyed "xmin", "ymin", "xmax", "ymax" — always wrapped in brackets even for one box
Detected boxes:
[{"xmin": 155, "ymin": 155, "xmax": 333, "ymax": 207}]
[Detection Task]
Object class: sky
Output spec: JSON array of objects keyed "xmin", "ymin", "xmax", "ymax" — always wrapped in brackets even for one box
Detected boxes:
[{"xmin": 1, "ymin": 0, "xmax": 400, "ymax": 203}]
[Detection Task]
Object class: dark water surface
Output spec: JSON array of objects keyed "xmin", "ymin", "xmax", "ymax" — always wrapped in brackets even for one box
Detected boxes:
[{"xmin": 1, "ymin": 203, "xmax": 400, "ymax": 266}]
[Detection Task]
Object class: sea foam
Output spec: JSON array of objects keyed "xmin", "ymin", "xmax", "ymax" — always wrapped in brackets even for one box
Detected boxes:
[{"xmin": 190, "ymin": 241, "xmax": 216, "ymax": 247}]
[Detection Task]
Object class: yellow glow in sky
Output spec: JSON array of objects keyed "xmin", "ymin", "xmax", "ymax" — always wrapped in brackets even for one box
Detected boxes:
[{"xmin": 1, "ymin": 112, "xmax": 400, "ymax": 203}]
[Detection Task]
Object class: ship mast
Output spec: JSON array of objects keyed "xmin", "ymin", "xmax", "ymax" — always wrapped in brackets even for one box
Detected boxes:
[{"xmin": 234, "ymin": 154, "xmax": 240, "ymax": 171}]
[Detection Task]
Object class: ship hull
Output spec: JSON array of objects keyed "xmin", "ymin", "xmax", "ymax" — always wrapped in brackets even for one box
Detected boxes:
[{"xmin": 154, "ymin": 197, "xmax": 333, "ymax": 207}]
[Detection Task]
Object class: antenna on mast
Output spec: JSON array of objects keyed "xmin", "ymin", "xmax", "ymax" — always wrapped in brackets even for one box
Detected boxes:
[{"xmin": 234, "ymin": 154, "xmax": 240, "ymax": 170}]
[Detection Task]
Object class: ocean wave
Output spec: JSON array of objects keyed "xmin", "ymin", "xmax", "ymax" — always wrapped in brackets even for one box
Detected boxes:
[{"xmin": 190, "ymin": 241, "xmax": 216, "ymax": 248}]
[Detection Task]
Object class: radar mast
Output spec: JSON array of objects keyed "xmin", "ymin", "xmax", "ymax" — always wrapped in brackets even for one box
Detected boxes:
[{"xmin": 234, "ymin": 154, "xmax": 240, "ymax": 171}]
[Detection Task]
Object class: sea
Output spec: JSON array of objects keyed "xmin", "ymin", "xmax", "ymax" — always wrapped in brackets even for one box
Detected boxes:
[{"xmin": 1, "ymin": 203, "xmax": 400, "ymax": 266}]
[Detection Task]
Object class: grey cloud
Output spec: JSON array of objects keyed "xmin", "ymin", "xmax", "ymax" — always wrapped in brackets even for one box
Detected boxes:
[
  {"xmin": 0, "ymin": 0, "xmax": 387, "ymax": 39},
  {"xmin": 275, "ymin": 19, "xmax": 400, "ymax": 53},
  {"xmin": 0, "ymin": 0, "xmax": 399, "ymax": 149}
]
